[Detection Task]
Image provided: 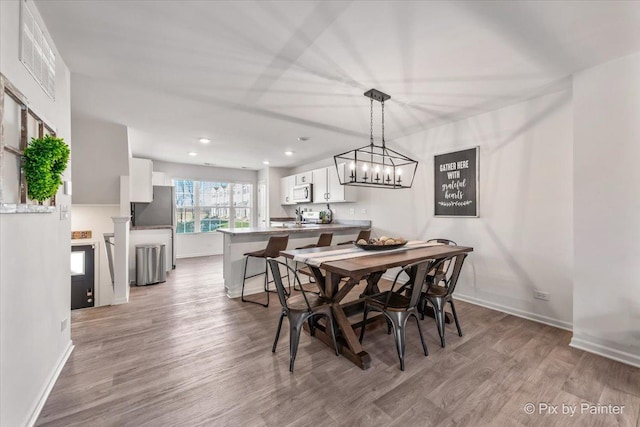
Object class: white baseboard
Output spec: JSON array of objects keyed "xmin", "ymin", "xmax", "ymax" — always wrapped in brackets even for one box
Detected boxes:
[
  {"xmin": 26, "ymin": 341, "xmax": 74, "ymax": 427},
  {"xmin": 176, "ymin": 252, "xmax": 222, "ymax": 259},
  {"xmin": 450, "ymin": 293, "xmax": 573, "ymax": 331},
  {"xmin": 570, "ymin": 337, "xmax": 640, "ymax": 368},
  {"xmin": 112, "ymin": 296, "xmax": 129, "ymax": 305}
]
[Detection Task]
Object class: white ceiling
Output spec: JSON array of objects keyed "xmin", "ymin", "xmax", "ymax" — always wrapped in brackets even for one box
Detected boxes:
[{"xmin": 36, "ymin": 1, "xmax": 640, "ymax": 170}]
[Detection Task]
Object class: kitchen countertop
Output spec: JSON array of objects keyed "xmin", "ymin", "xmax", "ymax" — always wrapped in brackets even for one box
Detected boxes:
[
  {"xmin": 131, "ymin": 225, "xmax": 174, "ymax": 230},
  {"xmin": 217, "ymin": 221, "xmax": 370, "ymax": 237}
]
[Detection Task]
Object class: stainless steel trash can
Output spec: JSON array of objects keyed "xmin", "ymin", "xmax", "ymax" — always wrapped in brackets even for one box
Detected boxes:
[{"xmin": 135, "ymin": 244, "xmax": 166, "ymax": 285}]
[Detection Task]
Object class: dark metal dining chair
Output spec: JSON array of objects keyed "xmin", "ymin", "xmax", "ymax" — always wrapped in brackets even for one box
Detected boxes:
[
  {"xmin": 241, "ymin": 235, "xmax": 289, "ymax": 307},
  {"xmin": 421, "ymin": 253, "xmax": 468, "ymax": 348},
  {"xmin": 426, "ymin": 239, "xmax": 457, "ymax": 287},
  {"xmin": 268, "ymin": 259, "xmax": 340, "ymax": 372},
  {"xmin": 359, "ymin": 259, "xmax": 433, "ymax": 371}
]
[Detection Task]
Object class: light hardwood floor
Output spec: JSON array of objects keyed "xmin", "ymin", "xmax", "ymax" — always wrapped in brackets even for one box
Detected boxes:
[{"xmin": 37, "ymin": 256, "xmax": 639, "ymax": 426}]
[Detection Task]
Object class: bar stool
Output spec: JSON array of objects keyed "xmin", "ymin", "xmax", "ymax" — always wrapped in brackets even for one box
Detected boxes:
[
  {"xmin": 337, "ymin": 229, "xmax": 371, "ymax": 245},
  {"xmin": 294, "ymin": 233, "xmax": 333, "ymax": 290},
  {"xmin": 241, "ymin": 234, "xmax": 289, "ymax": 307},
  {"xmin": 296, "ymin": 233, "xmax": 333, "ymax": 250}
]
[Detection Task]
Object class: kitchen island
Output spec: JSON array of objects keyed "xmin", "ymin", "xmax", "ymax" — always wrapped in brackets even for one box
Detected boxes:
[{"xmin": 217, "ymin": 221, "xmax": 370, "ymax": 298}]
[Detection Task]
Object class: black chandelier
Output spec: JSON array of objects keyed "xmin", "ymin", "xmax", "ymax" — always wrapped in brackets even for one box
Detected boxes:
[{"xmin": 334, "ymin": 89, "xmax": 418, "ymax": 189}]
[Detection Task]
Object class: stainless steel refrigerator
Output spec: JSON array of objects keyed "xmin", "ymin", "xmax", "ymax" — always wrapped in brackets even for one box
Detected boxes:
[{"xmin": 131, "ymin": 186, "xmax": 176, "ymax": 269}]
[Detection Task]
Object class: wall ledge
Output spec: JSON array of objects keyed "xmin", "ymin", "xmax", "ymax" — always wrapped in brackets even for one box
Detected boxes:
[
  {"xmin": 25, "ymin": 341, "xmax": 74, "ymax": 427},
  {"xmin": 570, "ymin": 336, "xmax": 640, "ymax": 369},
  {"xmin": 0, "ymin": 204, "xmax": 55, "ymax": 214}
]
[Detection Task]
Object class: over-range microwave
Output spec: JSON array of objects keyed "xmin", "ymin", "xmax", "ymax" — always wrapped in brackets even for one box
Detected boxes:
[{"xmin": 292, "ymin": 184, "xmax": 313, "ymax": 203}]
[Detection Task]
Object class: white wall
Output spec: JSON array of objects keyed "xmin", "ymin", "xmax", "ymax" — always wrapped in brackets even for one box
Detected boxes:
[
  {"xmin": 290, "ymin": 86, "xmax": 575, "ymax": 330},
  {"xmin": 572, "ymin": 52, "xmax": 640, "ymax": 367},
  {"xmin": 153, "ymin": 160, "xmax": 257, "ymax": 258},
  {"xmin": 0, "ymin": 1, "xmax": 73, "ymax": 425},
  {"xmin": 70, "ymin": 205, "xmax": 121, "ymax": 307},
  {"xmin": 70, "ymin": 113, "xmax": 129, "ymax": 204}
]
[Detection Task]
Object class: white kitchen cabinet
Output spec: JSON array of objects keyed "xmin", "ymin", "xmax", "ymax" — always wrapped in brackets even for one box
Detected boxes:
[
  {"xmin": 130, "ymin": 158, "xmax": 153, "ymax": 202},
  {"xmin": 280, "ymin": 175, "xmax": 295, "ymax": 205},
  {"xmin": 295, "ymin": 171, "xmax": 313, "ymax": 186},
  {"xmin": 312, "ymin": 167, "xmax": 327, "ymax": 203},
  {"xmin": 152, "ymin": 171, "xmax": 171, "ymax": 186},
  {"xmin": 312, "ymin": 164, "xmax": 356, "ymax": 203}
]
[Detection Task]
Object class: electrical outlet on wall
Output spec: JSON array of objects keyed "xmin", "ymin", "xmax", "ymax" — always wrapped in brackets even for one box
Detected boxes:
[
  {"xmin": 349, "ymin": 208, "xmax": 355, "ymax": 215},
  {"xmin": 533, "ymin": 290, "xmax": 550, "ymax": 301},
  {"xmin": 60, "ymin": 318, "xmax": 68, "ymax": 331}
]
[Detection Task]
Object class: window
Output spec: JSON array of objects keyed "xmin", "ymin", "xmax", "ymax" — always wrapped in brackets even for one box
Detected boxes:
[{"xmin": 174, "ymin": 179, "xmax": 252, "ymax": 234}]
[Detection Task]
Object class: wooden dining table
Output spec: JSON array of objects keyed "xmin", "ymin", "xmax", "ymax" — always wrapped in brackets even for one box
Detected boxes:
[{"xmin": 280, "ymin": 243, "xmax": 474, "ymax": 369}]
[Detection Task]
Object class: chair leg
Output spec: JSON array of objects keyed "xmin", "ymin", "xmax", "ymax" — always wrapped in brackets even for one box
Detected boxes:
[
  {"xmin": 449, "ymin": 299, "xmax": 463, "ymax": 337},
  {"xmin": 264, "ymin": 261, "xmax": 271, "ymax": 305},
  {"xmin": 412, "ymin": 311, "xmax": 429, "ymax": 356},
  {"xmin": 241, "ymin": 256, "xmax": 268, "ymax": 307},
  {"xmin": 431, "ymin": 297, "xmax": 446, "ymax": 348},
  {"xmin": 308, "ymin": 317, "xmax": 316, "ymax": 336},
  {"xmin": 386, "ymin": 312, "xmax": 406, "ymax": 371},
  {"xmin": 359, "ymin": 305, "xmax": 369, "ymax": 343},
  {"xmin": 272, "ymin": 311, "xmax": 286, "ymax": 352},
  {"xmin": 288, "ymin": 312, "xmax": 308, "ymax": 373}
]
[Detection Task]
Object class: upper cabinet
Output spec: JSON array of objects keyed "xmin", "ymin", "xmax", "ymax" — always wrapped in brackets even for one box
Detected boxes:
[
  {"xmin": 152, "ymin": 171, "xmax": 171, "ymax": 186},
  {"xmin": 130, "ymin": 158, "xmax": 153, "ymax": 202},
  {"xmin": 312, "ymin": 167, "xmax": 327, "ymax": 203},
  {"xmin": 295, "ymin": 171, "xmax": 313, "ymax": 186},
  {"xmin": 280, "ymin": 164, "xmax": 357, "ymax": 205},
  {"xmin": 280, "ymin": 175, "xmax": 295, "ymax": 205},
  {"xmin": 312, "ymin": 164, "xmax": 356, "ymax": 203}
]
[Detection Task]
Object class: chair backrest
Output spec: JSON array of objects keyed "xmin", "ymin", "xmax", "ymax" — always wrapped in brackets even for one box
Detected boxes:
[
  {"xmin": 427, "ymin": 253, "xmax": 468, "ymax": 298},
  {"xmin": 386, "ymin": 259, "xmax": 433, "ymax": 310},
  {"xmin": 267, "ymin": 259, "xmax": 313, "ymax": 311},
  {"xmin": 316, "ymin": 233, "xmax": 333, "ymax": 247},
  {"xmin": 427, "ymin": 238, "xmax": 457, "ymax": 246},
  {"xmin": 264, "ymin": 235, "xmax": 289, "ymax": 258},
  {"xmin": 426, "ymin": 238, "xmax": 457, "ymax": 284},
  {"xmin": 357, "ymin": 229, "xmax": 371, "ymax": 242}
]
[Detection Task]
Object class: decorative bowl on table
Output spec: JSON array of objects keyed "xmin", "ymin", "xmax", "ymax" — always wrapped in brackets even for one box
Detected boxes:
[{"xmin": 354, "ymin": 236, "xmax": 408, "ymax": 251}]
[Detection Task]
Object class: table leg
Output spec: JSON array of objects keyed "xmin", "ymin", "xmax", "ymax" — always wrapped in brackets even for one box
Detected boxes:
[
  {"xmin": 309, "ymin": 266, "xmax": 326, "ymax": 297},
  {"xmin": 331, "ymin": 303, "xmax": 371, "ymax": 370},
  {"xmin": 362, "ymin": 271, "xmax": 384, "ymax": 296}
]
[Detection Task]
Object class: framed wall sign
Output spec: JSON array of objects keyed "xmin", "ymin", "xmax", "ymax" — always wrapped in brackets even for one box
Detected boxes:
[{"xmin": 434, "ymin": 147, "xmax": 479, "ymax": 217}]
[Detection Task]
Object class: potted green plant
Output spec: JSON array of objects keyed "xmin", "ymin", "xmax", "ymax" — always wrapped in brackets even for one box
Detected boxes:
[{"xmin": 23, "ymin": 135, "xmax": 70, "ymax": 204}]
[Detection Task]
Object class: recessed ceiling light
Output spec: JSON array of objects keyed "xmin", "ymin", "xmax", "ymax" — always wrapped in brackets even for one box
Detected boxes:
[
  {"xmin": 263, "ymin": 160, "xmax": 270, "ymax": 165},
  {"xmin": 284, "ymin": 151, "xmax": 294, "ymax": 156},
  {"xmin": 199, "ymin": 138, "xmax": 211, "ymax": 144},
  {"xmin": 298, "ymin": 136, "xmax": 309, "ymax": 142},
  {"xmin": 188, "ymin": 152, "xmax": 198, "ymax": 156}
]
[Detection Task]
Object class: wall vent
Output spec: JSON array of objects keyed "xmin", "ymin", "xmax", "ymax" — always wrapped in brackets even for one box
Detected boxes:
[{"xmin": 20, "ymin": 0, "xmax": 56, "ymax": 100}]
